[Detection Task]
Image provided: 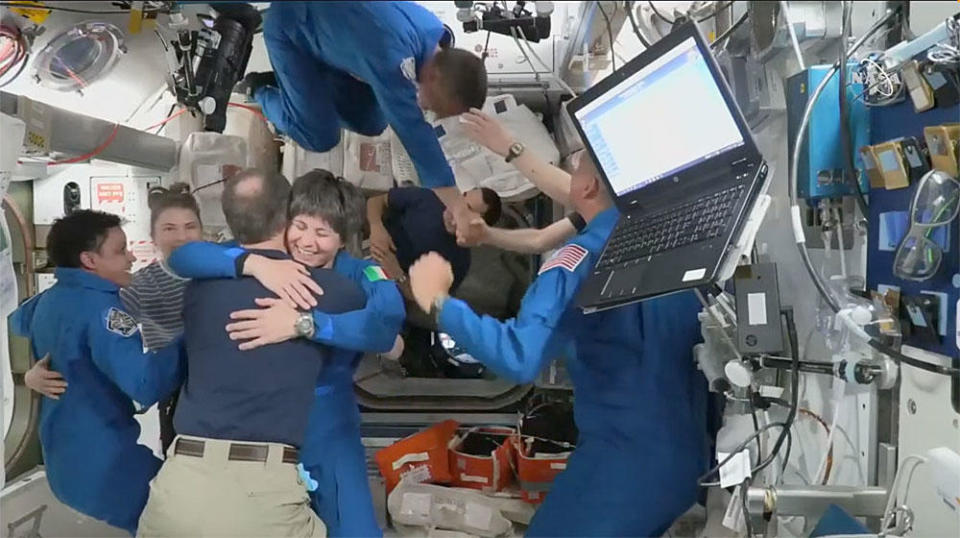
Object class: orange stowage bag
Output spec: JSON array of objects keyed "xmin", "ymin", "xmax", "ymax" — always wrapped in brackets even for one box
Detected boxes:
[
  {"xmin": 513, "ymin": 435, "xmax": 572, "ymax": 504},
  {"xmin": 375, "ymin": 420, "xmax": 460, "ymax": 493},
  {"xmin": 448, "ymin": 426, "xmax": 516, "ymax": 493}
]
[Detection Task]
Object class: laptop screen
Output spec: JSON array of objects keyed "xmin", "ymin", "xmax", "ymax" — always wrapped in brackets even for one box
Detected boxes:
[{"xmin": 574, "ymin": 37, "xmax": 745, "ymax": 197}]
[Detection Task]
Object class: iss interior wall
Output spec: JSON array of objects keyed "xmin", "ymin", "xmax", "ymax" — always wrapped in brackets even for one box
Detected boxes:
[
  {"xmin": 0, "ymin": 8, "xmax": 174, "ymax": 135},
  {"xmin": 602, "ymin": 3, "xmax": 959, "ymax": 526}
]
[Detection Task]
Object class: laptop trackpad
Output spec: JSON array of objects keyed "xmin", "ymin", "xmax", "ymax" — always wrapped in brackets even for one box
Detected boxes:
[{"xmin": 602, "ymin": 264, "xmax": 647, "ymax": 298}]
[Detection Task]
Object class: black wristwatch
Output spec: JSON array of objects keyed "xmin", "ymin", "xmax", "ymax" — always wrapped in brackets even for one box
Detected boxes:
[{"xmin": 505, "ymin": 142, "xmax": 525, "ymax": 163}]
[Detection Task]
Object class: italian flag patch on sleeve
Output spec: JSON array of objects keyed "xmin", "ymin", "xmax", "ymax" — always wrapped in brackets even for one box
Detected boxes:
[{"xmin": 364, "ymin": 265, "xmax": 390, "ymax": 282}]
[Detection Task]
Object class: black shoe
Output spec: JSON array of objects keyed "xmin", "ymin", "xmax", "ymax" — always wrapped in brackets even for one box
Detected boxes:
[{"xmin": 235, "ymin": 71, "xmax": 277, "ymax": 98}]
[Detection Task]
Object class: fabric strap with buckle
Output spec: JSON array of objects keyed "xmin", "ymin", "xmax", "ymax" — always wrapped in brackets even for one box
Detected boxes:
[{"xmin": 174, "ymin": 438, "xmax": 299, "ymax": 464}]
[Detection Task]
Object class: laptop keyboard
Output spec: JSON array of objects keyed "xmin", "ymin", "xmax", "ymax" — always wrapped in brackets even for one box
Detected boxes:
[{"xmin": 597, "ymin": 183, "xmax": 746, "ymax": 270}]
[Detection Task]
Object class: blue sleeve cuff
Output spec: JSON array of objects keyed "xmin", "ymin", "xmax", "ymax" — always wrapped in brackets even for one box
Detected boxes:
[
  {"xmin": 224, "ymin": 247, "xmax": 248, "ymax": 277},
  {"xmin": 438, "ymin": 296, "xmax": 467, "ymax": 332},
  {"xmin": 312, "ymin": 311, "xmax": 334, "ymax": 342},
  {"xmin": 224, "ymin": 247, "xmax": 246, "ymax": 259}
]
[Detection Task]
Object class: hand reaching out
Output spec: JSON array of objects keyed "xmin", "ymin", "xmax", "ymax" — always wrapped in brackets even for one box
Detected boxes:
[{"xmin": 460, "ymin": 108, "xmax": 514, "ymax": 157}]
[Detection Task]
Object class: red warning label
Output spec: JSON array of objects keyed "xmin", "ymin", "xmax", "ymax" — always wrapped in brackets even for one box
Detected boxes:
[{"xmin": 97, "ymin": 183, "xmax": 125, "ymax": 204}]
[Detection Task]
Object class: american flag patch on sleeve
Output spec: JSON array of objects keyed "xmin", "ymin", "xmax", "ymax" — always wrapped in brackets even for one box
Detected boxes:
[{"xmin": 538, "ymin": 244, "xmax": 589, "ymax": 275}]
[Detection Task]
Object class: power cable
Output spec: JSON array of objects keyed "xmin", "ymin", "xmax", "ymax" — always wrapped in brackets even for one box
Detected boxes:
[
  {"xmin": 774, "ymin": 309, "xmax": 801, "ymax": 477},
  {"xmin": 647, "ymin": 1, "xmax": 674, "ymax": 25},
  {"xmin": 779, "ymin": 421, "xmax": 794, "ymax": 481},
  {"xmin": 227, "ymin": 102, "xmax": 267, "ymax": 122},
  {"xmin": 741, "ymin": 476, "xmax": 754, "ymax": 536},
  {"xmin": 47, "ymin": 123, "xmax": 120, "ymax": 166},
  {"xmin": 146, "ymin": 105, "xmax": 186, "ymax": 133},
  {"xmin": 646, "ymin": 0, "xmax": 737, "ymax": 26},
  {"xmin": 697, "ymin": 1, "xmax": 735, "ymax": 24},
  {"xmin": 0, "ymin": 23, "xmax": 27, "ymax": 86},
  {"xmin": 625, "ymin": 1, "xmax": 651, "ymax": 48},
  {"xmin": 700, "ymin": 310, "xmax": 800, "ymax": 488},
  {"xmin": 748, "ymin": 395, "xmax": 763, "ymax": 467},
  {"xmin": 711, "ymin": 10, "xmax": 749, "ymax": 50},
  {"xmin": 517, "ymin": 26, "xmax": 579, "ymax": 96},
  {"xmin": 780, "ymin": 1, "xmax": 806, "ymax": 70},
  {"xmin": 0, "ymin": 52, "xmax": 26, "ymax": 88},
  {"xmin": 597, "ymin": 2, "xmax": 616, "ymax": 72},
  {"xmin": 838, "ymin": 0, "xmax": 870, "ymax": 218},
  {"xmin": 510, "ymin": 26, "xmax": 540, "ymax": 85}
]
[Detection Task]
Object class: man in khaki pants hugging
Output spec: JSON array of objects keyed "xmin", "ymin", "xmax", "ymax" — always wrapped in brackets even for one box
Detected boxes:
[{"xmin": 137, "ymin": 170, "xmax": 367, "ymax": 537}]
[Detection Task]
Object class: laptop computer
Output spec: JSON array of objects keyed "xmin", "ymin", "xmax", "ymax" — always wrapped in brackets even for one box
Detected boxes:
[{"xmin": 568, "ymin": 21, "xmax": 769, "ymax": 312}]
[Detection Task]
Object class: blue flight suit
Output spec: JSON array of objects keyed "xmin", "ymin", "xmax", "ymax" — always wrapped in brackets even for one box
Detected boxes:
[
  {"xmin": 8, "ymin": 268, "xmax": 184, "ymax": 535},
  {"xmin": 168, "ymin": 242, "xmax": 405, "ymax": 537},
  {"xmin": 437, "ymin": 208, "xmax": 709, "ymax": 537},
  {"xmin": 257, "ymin": 1, "xmax": 455, "ymax": 188}
]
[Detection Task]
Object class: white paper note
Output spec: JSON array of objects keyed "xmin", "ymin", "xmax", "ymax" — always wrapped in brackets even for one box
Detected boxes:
[{"xmin": 717, "ymin": 450, "xmax": 753, "ymax": 489}]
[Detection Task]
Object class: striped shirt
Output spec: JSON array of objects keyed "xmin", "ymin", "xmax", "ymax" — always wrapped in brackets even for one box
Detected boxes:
[{"xmin": 119, "ymin": 261, "xmax": 189, "ymax": 351}]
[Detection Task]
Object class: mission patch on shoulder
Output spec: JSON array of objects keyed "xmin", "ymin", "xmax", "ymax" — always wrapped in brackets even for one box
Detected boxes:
[{"xmin": 105, "ymin": 307, "xmax": 139, "ymax": 337}]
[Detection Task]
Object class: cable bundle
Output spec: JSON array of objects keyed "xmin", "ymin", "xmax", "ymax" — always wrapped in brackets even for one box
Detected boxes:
[
  {"xmin": 0, "ymin": 23, "xmax": 28, "ymax": 88},
  {"xmin": 856, "ymin": 55, "xmax": 905, "ymax": 107}
]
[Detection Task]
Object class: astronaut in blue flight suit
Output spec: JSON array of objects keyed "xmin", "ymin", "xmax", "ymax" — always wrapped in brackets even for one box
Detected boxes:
[
  {"xmin": 246, "ymin": 2, "xmax": 486, "ymax": 205},
  {"xmin": 409, "ymin": 155, "xmax": 709, "ymax": 537},
  {"xmin": 9, "ymin": 211, "xmax": 184, "ymax": 535},
  {"xmin": 166, "ymin": 171, "xmax": 404, "ymax": 537}
]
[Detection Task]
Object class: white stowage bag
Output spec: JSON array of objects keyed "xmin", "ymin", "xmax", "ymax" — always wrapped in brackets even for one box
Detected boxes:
[
  {"xmin": 223, "ymin": 104, "xmax": 279, "ymax": 173},
  {"xmin": 388, "ymin": 479, "xmax": 514, "ymax": 537},
  {"xmin": 389, "ymin": 96, "xmax": 561, "ymax": 200},
  {"xmin": 281, "ymin": 128, "xmax": 394, "ymax": 192},
  {"xmin": 178, "ymin": 132, "xmax": 248, "ymax": 234},
  {"xmin": 436, "ymin": 101, "xmax": 560, "ymax": 200},
  {"xmin": 342, "ymin": 129, "xmax": 395, "ymax": 191},
  {"xmin": 283, "ymin": 133, "xmax": 346, "ymax": 182},
  {"xmin": 281, "ymin": 94, "xmax": 562, "ymax": 200}
]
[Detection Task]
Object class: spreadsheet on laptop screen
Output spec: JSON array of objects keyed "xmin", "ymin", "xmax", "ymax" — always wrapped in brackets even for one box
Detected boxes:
[{"xmin": 575, "ymin": 37, "xmax": 745, "ymax": 197}]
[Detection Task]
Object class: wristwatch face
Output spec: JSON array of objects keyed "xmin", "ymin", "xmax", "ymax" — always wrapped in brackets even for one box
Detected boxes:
[
  {"xmin": 509, "ymin": 142, "xmax": 524, "ymax": 157},
  {"xmin": 295, "ymin": 314, "xmax": 313, "ymax": 336}
]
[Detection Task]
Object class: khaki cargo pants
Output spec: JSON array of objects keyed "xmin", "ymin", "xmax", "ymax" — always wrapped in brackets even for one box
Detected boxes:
[{"xmin": 137, "ymin": 435, "xmax": 326, "ymax": 537}]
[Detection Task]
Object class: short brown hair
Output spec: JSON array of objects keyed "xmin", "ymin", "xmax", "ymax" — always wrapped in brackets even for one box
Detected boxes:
[{"xmin": 434, "ymin": 47, "xmax": 487, "ymax": 113}]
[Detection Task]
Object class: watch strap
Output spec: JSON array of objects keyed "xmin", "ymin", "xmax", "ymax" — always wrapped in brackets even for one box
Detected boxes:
[
  {"xmin": 505, "ymin": 142, "xmax": 524, "ymax": 163},
  {"xmin": 296, "ymin": 312, "xmax": 315, "ymax": 338}
]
